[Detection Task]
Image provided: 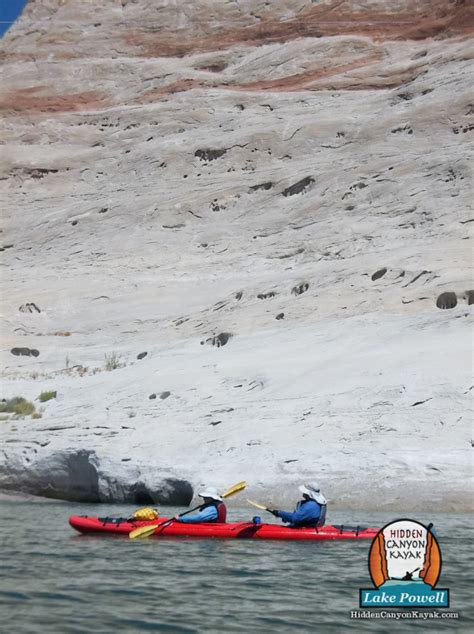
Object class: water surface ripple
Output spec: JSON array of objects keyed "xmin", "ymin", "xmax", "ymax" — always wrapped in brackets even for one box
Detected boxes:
[{"xmin": 0, "ymin": 502, "xmax": 472, "ymax": 632}]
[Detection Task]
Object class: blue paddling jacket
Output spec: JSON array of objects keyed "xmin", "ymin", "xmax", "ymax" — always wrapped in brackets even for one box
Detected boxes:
[{"xmin": 275, "ymin": 499, "xmax": 326, "ymax": 528}]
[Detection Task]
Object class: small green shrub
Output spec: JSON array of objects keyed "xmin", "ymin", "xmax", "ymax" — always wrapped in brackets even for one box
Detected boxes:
[
  {"xmin": 0, "ymin": 415, "xmax": 10, "ymax": 422},
  {"xmin": 0, "ymin": 397, "xmax": 35, "ymax": 416},
  {"xmin": 104, "ymin": 352, "xmax": 122, "ymax": 371},
  {"xmin": 39, "ymin": 391, "xmax": 57, "ymax": 403}
]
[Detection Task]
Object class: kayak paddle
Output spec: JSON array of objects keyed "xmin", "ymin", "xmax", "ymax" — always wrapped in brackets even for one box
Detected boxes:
[
  {"xmin": 247, "ymin": 499, "xmax": 272, "ymax": 513},
  {"xmin": 129, "ymin": 481, "xmax": 247, "ymax": 539}
]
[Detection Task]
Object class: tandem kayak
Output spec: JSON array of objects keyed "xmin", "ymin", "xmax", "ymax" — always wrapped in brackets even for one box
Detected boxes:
[{"xmin": 69, "ymin": 515, "xmax": 379, "ymax": 541}]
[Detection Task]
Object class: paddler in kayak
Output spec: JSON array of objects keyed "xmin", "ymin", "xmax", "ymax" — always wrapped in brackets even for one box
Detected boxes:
[
  {"xmin": 174, "ymin": 487, "xmax": 227, "ymax": 523},
  {"xmin": 270, "ymin": 483, "xmax": 327, "ymax": 528}
]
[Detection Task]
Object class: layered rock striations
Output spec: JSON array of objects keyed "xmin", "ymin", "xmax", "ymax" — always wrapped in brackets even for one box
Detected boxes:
[{"xmin": 0, "ymin": 0, "xmax": 472, "ymax": 509}]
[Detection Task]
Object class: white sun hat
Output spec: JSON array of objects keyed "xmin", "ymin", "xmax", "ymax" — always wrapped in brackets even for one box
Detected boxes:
[
  {"xmin": 198, "ymin": 487, "xmax": 223, "ymax": 502},
  {"xmin": 299, "ymin": 482, "xmax": 327, "ymax": 505}
]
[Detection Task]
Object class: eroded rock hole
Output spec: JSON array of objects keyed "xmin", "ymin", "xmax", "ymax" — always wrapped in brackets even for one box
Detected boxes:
[
  {"xmin": 436, "ymin": 292, "xmax": 457, "ymax": 309},
  {"xmin": 350, "ymin": 181, "xmax": 368, "ymax": 191},
  {"xmin": 201, "ymin": 332, "xmax": 232, "ymax": 347},
  {"xmin": 291, "ymin": 282, "xmax": 309, "ymax": 296},
  {"xmin": 250, "ymin": 182, "xmax": 273, "ymax": 192},
  {"xmin": 11, "ymin": 347, "xmax": 40, "ymax": 357},
  {"xmin": 134, "ymin": 489, "xmax": 154, "ymax": 505},
  {"xmin": 195, "ymin": 148, "xmax": 227, "ymax": 161},
  {"xmin": 371, "ymin": 268, "xmax": 387, "ymax": 281}
]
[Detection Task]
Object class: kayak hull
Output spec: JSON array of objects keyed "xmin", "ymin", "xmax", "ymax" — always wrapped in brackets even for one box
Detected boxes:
[{"xmin": 69, "ymin": 516, "xmax": 378, "ymax": 540}]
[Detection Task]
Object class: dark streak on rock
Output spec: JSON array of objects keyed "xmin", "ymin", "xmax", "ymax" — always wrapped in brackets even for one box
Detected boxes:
[
  {"xmin": 281, "ymin": 176, "xmax": 314, "ymax": 197},
  {"xmin": 249, "ymin": 181, "xmax": 273, "ymax": 192},
  {"xmin": 403, "ymin": 270, "xmax": 430, "ymax": 288},
  {"xmin": 19, "ymin": 302, "xmax": 41, "ymax": 313},
  {"xmin": 411, "ymin": 398, "xmax": 432, "ymax": 407}
]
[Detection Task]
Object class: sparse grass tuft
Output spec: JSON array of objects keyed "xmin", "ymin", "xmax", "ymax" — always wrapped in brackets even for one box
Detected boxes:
[
  {"xmin": 39, "ymin": 391, "xmax": 57, "ymax": 403},
  {"xmin": 0, "ymin": 415, "xmax": 10, "ymax": 422},
  {"xmin": 0, "ymin": 397, "xmax": 35, "ymax": 416},
  {"xmin": 32, "ymin": 412, "xmax": 43, "ymax": 419},
  {"xmin": 104, "ymin": 352, "xmax": 122, "ymax": 371}
]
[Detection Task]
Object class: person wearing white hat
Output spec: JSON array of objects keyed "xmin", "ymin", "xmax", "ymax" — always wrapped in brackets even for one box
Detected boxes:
[
  {"xmin": 176, "ymin": 487, "xmax": 227, "ymax": 523},
  {"xmin": 270, "ymin": 483, "xmax": 327, "ymax": 528}
]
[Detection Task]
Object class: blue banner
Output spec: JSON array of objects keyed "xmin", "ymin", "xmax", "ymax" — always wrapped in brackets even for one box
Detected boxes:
[{"xmin": 360, "ymin": 581, "xmax": 449, "ymax": 607}]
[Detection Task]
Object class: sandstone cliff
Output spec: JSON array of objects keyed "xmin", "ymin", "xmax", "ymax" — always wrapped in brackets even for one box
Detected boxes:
[{"xmin": 0, "ymin": 0, "xmax": 472, "ymax": 510}]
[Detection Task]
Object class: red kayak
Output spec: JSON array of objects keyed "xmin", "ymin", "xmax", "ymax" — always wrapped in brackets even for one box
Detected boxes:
[{"xmin": 69, "ymin": 515, "xmax": 378, "ymax": 540}]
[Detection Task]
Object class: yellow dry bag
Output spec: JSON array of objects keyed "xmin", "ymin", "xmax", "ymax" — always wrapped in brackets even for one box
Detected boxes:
[{"xmin": 132, "ymin": 507, "xmax": 159, "ymax": 521}]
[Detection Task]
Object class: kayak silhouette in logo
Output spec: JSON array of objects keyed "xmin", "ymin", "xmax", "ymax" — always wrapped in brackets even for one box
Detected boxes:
[{"xmin": 401, "ymin": 567, "xmax": 420, "ymax": 581}]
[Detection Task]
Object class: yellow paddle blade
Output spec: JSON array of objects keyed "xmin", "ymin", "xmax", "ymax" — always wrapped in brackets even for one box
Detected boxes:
[
  {"xmin": 246, "ymin": 499, "xmax": 268, "ymax": 511},
  {"xmin": 129, "ymin": 523, "xmax": 160, "ymax": 540},
  {"xmin": 222, "ymin": 481, "xmax": 247, "ymax": 498}
]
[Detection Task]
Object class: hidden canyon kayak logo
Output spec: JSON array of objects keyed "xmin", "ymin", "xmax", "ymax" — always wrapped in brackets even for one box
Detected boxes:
[{"xmin": 360, "ymin": 519, "xmax": 449, "ymax": 608}]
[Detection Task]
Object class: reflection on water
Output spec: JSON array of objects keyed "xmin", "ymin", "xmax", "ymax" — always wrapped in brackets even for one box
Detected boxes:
[{"xmin": 0, "ymin": 502, "xmax": 472, "ymax": 633}]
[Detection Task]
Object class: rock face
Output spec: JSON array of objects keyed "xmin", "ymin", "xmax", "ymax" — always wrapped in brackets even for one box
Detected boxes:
[
  {"xmin": 0, "ymin": 1, "xmax": 472, "ymax": 510},
  {"xmin": 0, "ymin": 448, "xmax": 193, "ymax": 504}
]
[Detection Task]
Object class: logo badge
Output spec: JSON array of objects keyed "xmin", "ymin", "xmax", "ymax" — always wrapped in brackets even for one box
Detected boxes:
[{"xmin": 360, "ymin": 519, "xmax": 449, "ymax": 607}]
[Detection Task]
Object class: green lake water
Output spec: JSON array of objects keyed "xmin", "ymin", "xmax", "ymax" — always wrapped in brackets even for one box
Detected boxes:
[{"xmin": 0, "ymin": 501, "xmax": 472, "ymax": 632}]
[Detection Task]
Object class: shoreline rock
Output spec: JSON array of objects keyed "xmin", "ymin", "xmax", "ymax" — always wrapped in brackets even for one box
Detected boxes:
[{"xmin": 0, "ymin": 449, "xmax": 194, "ymax": 505}]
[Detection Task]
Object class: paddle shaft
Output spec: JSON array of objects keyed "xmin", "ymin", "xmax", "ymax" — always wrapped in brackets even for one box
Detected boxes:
[
  {"xmin": 153, "ymin": 503, "xmax": 205, "ymax": 530},
  {"xmin": 247, "ymin": 499, "xmax": 273, "ymax": 513}
]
